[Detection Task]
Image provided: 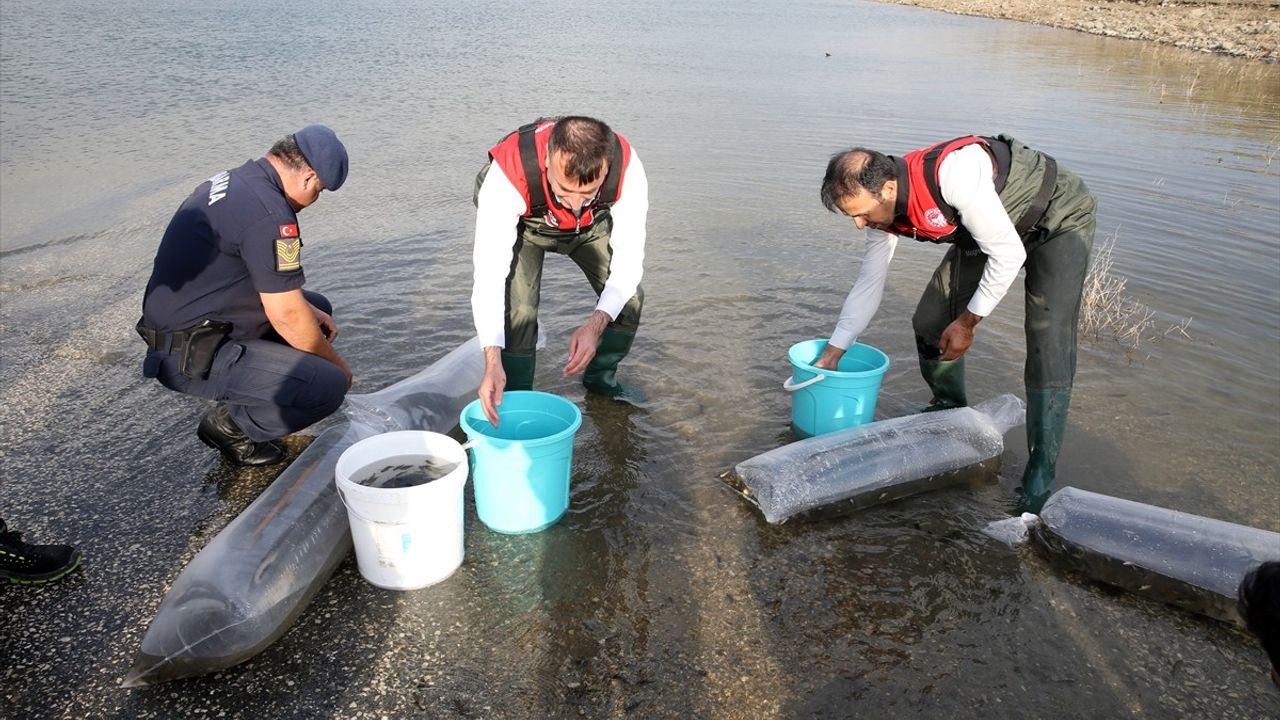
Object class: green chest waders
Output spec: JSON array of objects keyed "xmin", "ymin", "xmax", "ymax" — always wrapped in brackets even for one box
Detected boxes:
[
  {"xmin": 908, "ymin": 136, "xmax": 1096, "ymax": 512},
  {"xmin": 474, "ymin": 162, "xmax": 645, "ymax": 396},
  {"xmin": 499, "ymin": 217, "xmax": 646, "ymax": 400}
]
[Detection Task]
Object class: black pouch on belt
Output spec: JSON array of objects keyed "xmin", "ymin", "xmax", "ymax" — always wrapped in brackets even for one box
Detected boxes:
[{"xmin": 180, "ymin": 320, "xmax": 233, "ymax": 380}]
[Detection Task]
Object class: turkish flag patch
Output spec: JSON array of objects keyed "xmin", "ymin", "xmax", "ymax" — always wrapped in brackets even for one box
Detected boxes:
[{"xmin": 278, "ymin": 223, "xmax": 299, "ymax": 238}]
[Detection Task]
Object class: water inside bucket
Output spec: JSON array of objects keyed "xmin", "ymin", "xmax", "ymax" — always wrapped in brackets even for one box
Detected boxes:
[
  {"xmin": 470, "ymin": 410, "xmax": 572, "ymax": 441},
  {"xmin": 351, "ymin": 453, "xmax": 461, "ymax": 489}
]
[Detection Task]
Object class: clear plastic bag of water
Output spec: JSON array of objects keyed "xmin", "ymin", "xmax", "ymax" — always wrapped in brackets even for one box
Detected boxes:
[
  {"xmin": 729, "ymin": 394, "xmax": 1026, "ymax": 524},
  {"xmin": 1023, "ymin": 486, "xmax": 1280, "ymax": 625},
  {"xmin": 123, "ymin": 337, "xmax": 487, "ymax": 686}
]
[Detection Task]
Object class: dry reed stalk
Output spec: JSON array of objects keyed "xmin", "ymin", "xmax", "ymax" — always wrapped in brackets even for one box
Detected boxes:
[{"xmin": 1079, "ymin": 232, "xmax": 1160, "ymax": 351}]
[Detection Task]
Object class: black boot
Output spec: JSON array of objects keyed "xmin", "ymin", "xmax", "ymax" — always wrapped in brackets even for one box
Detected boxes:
[
  {"xmin": 919, "ymin": 357, "xmax": 968, "ymax": 412},
  {"xmin": 0, "ymin": 518, "xmax": 82, "ymax": 585},
  {"xmin": 196, "ymin": 404, "xmax": 284, "ymax": 466},
  {"xmin": 500, "ymin": 350, "xmax": 536, "ymax": 391},
  {"xmin": 1019, "ymin": 387, "xmax": 1073, "ymax": 514},
  {"xmin": 583, "ymin": 327, "xmax": 646, "ymax": 403}
]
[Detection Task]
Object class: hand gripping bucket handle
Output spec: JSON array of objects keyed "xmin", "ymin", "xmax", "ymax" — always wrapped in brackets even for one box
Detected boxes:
[{"xmin": 783, "ymin": 373, "xmax": 825, "ymax": 392}]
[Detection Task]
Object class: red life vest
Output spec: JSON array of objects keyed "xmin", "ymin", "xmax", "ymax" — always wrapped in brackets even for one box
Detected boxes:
[
  {"xmin": 888, "ymin": 135, "xmax": 1009, "ymax": 243},
  {"xmin": 488, "ymin": 119, "xmax": 632, "ymax": 233}
]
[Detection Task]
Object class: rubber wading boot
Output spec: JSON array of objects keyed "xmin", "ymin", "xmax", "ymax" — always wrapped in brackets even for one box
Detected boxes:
[
  {"xmin": 500, "ymin": 350, "xmax": 536, "ymax": 391},
  {"xmin": 197, "ymin": 403, "xmax": 284, "ymax": 466},
  {"xmin": 583, "ymin": 327, "xmax": 646, "ymax": 403},
  {"xmin": 919, "ymin": 357, "xmax": 968, "ymax": 412},
  {"xmin": 0, "ymin": 519, "xmax": 82, "ymax": 585},
  {"xmin": 1020, "ymin": 387, "xmax": 1073, "ymax": 514}
]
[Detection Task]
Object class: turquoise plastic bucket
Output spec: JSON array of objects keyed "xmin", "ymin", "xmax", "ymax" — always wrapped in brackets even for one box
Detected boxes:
[
  {"xmin": 459, "ymin": 391, "xmax": 583, "ymax": 534},
  {"xmin": 784, "ymin": 339, "xmax": 890, "ymax": 438}
]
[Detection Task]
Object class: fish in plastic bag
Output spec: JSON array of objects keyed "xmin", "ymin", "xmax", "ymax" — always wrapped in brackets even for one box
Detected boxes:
[
  {"xmin": 123, "ymin": 337, "xmax": 486, "ymax": 686},
  {"xmin": 728, "ymin": 394, "xmax": 1026, "ymax": 523},
  {"xmin": 1024, "ymin": 486, "xmax": 1280, "ymax": 625}
]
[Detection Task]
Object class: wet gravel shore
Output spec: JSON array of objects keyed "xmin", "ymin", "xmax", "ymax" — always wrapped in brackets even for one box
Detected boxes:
[{"xmin": 873, "ymin": 0, "xmax": 1279, "ymax": 61}]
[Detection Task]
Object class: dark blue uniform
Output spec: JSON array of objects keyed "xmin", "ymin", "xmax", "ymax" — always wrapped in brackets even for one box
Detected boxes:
[{"xmin": 140, "ymin": 159, "xmax": 347, "ymax": 441}]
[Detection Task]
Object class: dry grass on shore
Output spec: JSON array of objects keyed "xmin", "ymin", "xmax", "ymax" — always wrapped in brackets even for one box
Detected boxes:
[
  {"xmin": 1078, "ymin": 232, "xmax": 1193, "ymax": 357},
  {"xmin": 875, "ymin": 0, "xmax": 1279, "ymax": 61}
]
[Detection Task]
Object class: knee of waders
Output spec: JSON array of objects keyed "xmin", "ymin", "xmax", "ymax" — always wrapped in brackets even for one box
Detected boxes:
[
  {"xmin": 911, "ymin": 311, "xmax": 946, "ymax": 352},
  {"xmin": 614, "ymin": 291, "xmax": 644, "ymax": 333}
]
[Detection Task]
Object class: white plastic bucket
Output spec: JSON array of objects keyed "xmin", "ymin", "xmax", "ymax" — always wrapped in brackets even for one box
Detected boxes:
[{"xmin": 334, "ymin": 431, "xmax": 468, "ymax": 590}]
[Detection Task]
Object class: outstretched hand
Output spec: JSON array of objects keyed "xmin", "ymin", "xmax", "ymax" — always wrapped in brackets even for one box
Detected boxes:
[
  {"xmin": 563, "ymin": 310, "xmax": 611, "ymax": 377},
  {"xmin": 479, "ymin": 347, "xmax": 506, "ymax": 426},
  {"xmin": 938, "ymin": 311, "xmax": 982, "ymax": 361}
]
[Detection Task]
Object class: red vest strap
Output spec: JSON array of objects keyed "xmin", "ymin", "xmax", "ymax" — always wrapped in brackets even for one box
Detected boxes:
[
  {"xmin": 487, "ymin": 120, "xmax": 631, "ymax": 233},
  {"xmin": 890, "ymin": 135, "xmax": 994, "ymax": 242}
]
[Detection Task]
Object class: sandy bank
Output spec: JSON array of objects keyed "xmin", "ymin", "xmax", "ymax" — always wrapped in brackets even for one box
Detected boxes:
[{"xmin": 874, "ymin": 0, "xmax": 1279, "ymax": 61}]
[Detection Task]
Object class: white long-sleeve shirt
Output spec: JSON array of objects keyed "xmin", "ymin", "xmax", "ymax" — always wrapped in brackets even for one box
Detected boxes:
[
  {"xmin": 829, "ymin": 144, "xmax": 1027, "ymax": 349},
  {"xmin": 471, "ymin": 152, "xmax": 649, "ymax": 349}
]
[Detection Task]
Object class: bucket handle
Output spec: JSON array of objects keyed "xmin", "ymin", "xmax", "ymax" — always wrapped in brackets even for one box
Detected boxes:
[
  {"xmin": 783, "ymin": 374, "xmax": 825, "ymax": 392},
  {"xmin": 335, "ymin": 485, "xmax": 386, "ymax": 527},
  {"xmin": 336, "ymin": 485, "xmax": 432, "ymax": 527}
]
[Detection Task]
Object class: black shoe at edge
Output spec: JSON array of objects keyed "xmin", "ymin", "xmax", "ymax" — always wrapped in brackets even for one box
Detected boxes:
[{"xmin": 0, "ymin": 520, "xmax": 82, "ymax": 585}]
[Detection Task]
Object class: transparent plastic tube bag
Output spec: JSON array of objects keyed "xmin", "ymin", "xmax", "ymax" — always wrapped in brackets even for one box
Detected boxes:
[
  {"xmin": 1026, "ymin": 486, "xmax": 1280, "ymax": 624},
  {"xmin": 729, "ymin": 394, "xmax": 1025, "ymax": 524},
  {"xmin": 123, "ymin": 338, "xmax": 485, "ymax": 686}
]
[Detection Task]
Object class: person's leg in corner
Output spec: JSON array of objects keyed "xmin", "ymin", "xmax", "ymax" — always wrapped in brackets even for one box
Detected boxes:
[{"xmin": 0, "ymin": 517, "xmax": 81, "ymax": 585}]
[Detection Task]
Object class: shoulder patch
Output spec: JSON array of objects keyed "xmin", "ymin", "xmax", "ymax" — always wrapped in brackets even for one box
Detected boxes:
[
  {"xmin": 278, "ymin": 223, "xmax": 299, "ymax": 238},
  {"xmin": 275, "ymin": 238, "xmax": 302, "ymax": 272}
]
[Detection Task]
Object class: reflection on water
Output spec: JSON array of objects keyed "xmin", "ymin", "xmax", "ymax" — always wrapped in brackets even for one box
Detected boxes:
[{"xmin": 1, "ymin": 0, "xmax": 1277, "ymax": 716}]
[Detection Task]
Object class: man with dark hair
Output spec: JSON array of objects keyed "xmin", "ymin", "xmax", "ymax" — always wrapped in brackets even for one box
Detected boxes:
[
  {"xmin": 817, "ymin": 135, "xmax": 1096, "ymax": 512},
  {"xmin": 138, "ymin": 125, "xmax": 353, "ymax": 466},
  {"xmin": 1239, "ymin": 560, "xmax": 1280, "ymax": 688},
  {"xmin": 471, "ymin": 116, "xmax": 649, "ymax": 425}
]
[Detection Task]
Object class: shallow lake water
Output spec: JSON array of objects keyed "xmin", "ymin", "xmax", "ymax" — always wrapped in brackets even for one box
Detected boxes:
[{"xmin": 2, "ymin": 0, "xmax": 1277, "ymax": 717}]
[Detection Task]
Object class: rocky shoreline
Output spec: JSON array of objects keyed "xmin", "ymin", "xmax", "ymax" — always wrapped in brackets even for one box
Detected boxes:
[{"xmin": 874, "ymin": 0, "xmax": 1279, "ymax": 61}]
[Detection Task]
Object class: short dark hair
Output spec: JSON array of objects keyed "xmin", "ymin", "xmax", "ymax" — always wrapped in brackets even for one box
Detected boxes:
[
  {"xmin": 1239, "ymin": 560, "xmax": 1280, "ymax": 674},
  {"xmin": 268, "ymin": 134, "xmax": 310, "ymax": 173},
  {"xmin": 820, "ymin": 147, "xmax": 896, "ymax": 213},
  {"xmin": 548, "ymin": 116, "xmax": 615, "ymax": 184}
]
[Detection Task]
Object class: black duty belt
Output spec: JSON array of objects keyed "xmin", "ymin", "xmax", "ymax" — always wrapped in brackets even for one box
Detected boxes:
[{"xmin": 135, "ymin": 319, "xmax": 231, "ymax": 353}]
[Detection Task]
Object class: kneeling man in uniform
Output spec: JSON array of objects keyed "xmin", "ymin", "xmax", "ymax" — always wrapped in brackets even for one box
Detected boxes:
[{"xmin": 137, "ymin": 125, "xmax": 353, "ymax": 466}]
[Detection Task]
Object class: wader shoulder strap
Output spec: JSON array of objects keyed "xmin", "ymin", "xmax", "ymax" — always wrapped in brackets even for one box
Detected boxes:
[
  {"xmin": 920, "ymin": 142, "xmax": 955, "ymax": 226},
  {"xmin": 517, "ymin": 123, "xmax": 548, "ymax": 217},
  {"xmin": 1016, "ymin": 155, "xmax": 1058, "ymax": 237},
  {"xmin": 921, "ymin": 136, "xmax": 997, "ymax": 227},
  {"xmin": 972, "ymin": 135, "xmax": 1056, "ymax": 237},
  {"xmin": 519, "ymin": 126, "xmax": 625, "ymax": 216},
  {"xmin": 983, "ymin": 136, "xmax": 1012, "ymax": 194},
  {"xmin": 595, "ymin": 137, "xmax": 624, "ymax": 211}
]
